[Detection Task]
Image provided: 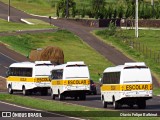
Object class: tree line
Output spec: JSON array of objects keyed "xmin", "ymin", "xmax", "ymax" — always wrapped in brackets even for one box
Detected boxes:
[{"xmin": 55, "ymin": 0, "xmax": 160, "ymax": 19}]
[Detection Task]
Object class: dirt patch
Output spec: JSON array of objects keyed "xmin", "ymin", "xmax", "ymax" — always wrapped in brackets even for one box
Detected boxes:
[
  {"xmin": 29, "ymin": 46, "xmax": 64, "ymax": 65},
  {"xmin": 0, "ymin": 77, "xmax": 7, "ymax": 92}
]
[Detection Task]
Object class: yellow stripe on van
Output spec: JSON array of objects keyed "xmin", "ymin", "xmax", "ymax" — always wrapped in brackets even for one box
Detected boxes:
[
  {"xmin": 7, "ymin": 76, "xmax": 50, "ymax": 82},
  {"xmin": 101, "ymin": 84, "xmax": 152, "ymax": 91},
  {"xmin": 123, "ymin": 84, "xmax": 152, "ymax": 91},
  {"xmin": 51, "ymin": 79, "xmax": 90, "ymax": 86}
]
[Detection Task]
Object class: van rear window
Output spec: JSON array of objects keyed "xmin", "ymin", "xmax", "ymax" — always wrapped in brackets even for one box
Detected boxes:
[{"xmin": 124, "ymin": 66, "xmax": 148, "ymax": 69}]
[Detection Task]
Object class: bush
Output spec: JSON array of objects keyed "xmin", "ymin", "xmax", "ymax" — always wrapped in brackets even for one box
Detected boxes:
[{"xmin": 108, "ymin": 21, "xmax": 117, "ymax": 36}]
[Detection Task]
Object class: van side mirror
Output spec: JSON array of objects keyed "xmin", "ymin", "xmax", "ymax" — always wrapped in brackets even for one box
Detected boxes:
[
  {"xmin": 6, "ymin": 70, "xmax": 10, "ymax": 77},
  {"xmin": 49, "ymin": 75, "xmax": 52, "ymax": 81},
  {"xmin": 99, "ymin": 78, "xmax": 102, "ymax": 86}
]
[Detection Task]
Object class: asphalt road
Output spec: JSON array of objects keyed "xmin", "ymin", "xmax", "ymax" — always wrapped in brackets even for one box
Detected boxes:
[{"xmin": 0, "ymin": 101, "xmax": 81, "ymax": 120}]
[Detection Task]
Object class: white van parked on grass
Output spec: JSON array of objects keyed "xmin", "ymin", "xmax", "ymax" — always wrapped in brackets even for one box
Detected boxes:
[{"xmin": 100, "ymin": 62, "xmax": 152, "ymax": 109}]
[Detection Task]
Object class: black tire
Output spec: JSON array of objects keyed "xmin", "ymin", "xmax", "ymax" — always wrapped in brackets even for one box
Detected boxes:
[
  {"xmin": 102, "ymin": 97, "xmax": 107, "ymax": 108},
  {"xmin": 129, "ymin": 104, "xmax": 134, "ymax": 108},
  {"xmin": 51, "ymin": 89, "xmax": 55, "ymax": 100},
  {"xmin": 8, "ymin": 85, "xmax": 13, "ymax": 94},
  {"xmin": 79, "ymin": 93, "xmax": 86, "ymax": 100},
  {"xmin": 74, "ymin": 96, "xmax": 78, "ymax": 100},
  {"xmin": 22, "ymin": 86, "xmax": 29, "ymax": 96},
  {"xmin": 113, "ymin": 98, "xmax": 121, "ymax": 109},
  {"xmin": 58, "ymin": 91, "xmax": 64, "ymax": 100},
  {"xmin": 93, "ymin": 90, "xmax": 97, "ymax": 95},
  {"xmin": 41, "ymin": 88, "xmax": 48, "ymax": 96},
  {"xmin": 138, "ymin": 100, "xmax": 146, "ymax": 109}
]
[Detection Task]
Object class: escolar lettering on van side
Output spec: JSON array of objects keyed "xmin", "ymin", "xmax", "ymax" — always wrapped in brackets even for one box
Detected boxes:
[
  {"xmin": 68, "ymin": 80, "xmax": 87, "ymax": 85},
  {"xmin": 125, "ymin": 84, "xmax": 150, "ymax": 91},
  {"xmin": 35, "ymin": 78, "xmax": 49, "ymax": 82}
]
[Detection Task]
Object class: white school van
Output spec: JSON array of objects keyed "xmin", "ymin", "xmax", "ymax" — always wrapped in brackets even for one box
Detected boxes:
[
  {"xmin": 100, "ymin": 62, "xmax": 152, "ymax": 109},
  {"xmin": 50, "ymin": 61, "xmax": 90, "ymax": 100},
  {"xmin": 6, "ymin": 61, "xmax": 54, "ymax": 95}
]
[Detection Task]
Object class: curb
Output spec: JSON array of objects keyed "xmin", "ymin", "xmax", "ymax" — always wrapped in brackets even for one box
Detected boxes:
[
  {"xmin": 20, "ymin": 19, "xmax": 34, "ymax": 25},
  {"xmin": 30, "ymin": 13, "xmax": 58, "ymax": 19}
]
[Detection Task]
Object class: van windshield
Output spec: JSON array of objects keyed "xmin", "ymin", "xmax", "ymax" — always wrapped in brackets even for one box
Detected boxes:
[{"xmin": 123, "ymin": 68, "xmax": 151, "ymax": 83}]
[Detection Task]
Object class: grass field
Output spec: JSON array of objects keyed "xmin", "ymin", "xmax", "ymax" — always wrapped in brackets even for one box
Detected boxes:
[
  {"xmin": 94, "ymin": 29, "xmax": 160, "ymax": 83},
  {"xmin": 0, "ymin": 19, "xmax": 54, "ymax": 32},
  {"xmin": 0, "ymin": 30, "xmax": 112, "ymax": 81},
  {"xmin": 0, "ymin": 94, "xmax": 159, "ymax": 120}
]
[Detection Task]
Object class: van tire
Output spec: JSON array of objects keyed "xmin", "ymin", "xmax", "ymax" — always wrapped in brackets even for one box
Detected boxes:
[
  {"xmin": 113, "ymin": 97, "xmax": 121, "ymax": 109},
  {"xmin": 8, "ymin": 85, "xmax": 13, "ymax": 94},
  {"xmin": 93, "ymin": 90, "xmax": 97, "ymax": 95},
  {"xmin": 51, "ymin": 89, "xmax": 55, "ymax": 100},
  {"xmin": 138, "ymin": 100, "xmax": 146, "ymax": 109},
  {"xmin": 79, "ymin": 93, "xmax": 86, "ymax": 100},
  {"xmin": 41, "ymin": 88, "xmax": 48, "ymax": 96},
  {"xmin": 102, "ymin": 97, "xmax": 107, "ymax": 108},
  {"xmin": 22, "ymin": 86, "xmax": 29, "ymax": 96},
  {"xmin": 58, "ymin": 91, "xmax": 64, "ymax": 100}
]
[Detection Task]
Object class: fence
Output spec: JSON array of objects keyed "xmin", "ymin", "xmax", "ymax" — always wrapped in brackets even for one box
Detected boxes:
[{"xmin": 122, "ymin": 39, "xmax": 160, "ymax": 63}]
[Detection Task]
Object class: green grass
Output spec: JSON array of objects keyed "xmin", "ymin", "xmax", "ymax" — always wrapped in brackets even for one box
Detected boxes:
[
  {"xmin": 93, "ymin": 29, "xmax": 160, "ymax": 83},
  {"xmin": 0, "ymin": 30, "xmax": 112, "ymax": 81},
  {"xmin": 0, "ymin": 19, "xmax": 54, "ymax": 32},
  {"xmin": 0, "ymin": 94, "xmax": 159, "ymax": 120},
  {"xmin": 153, "ymin": 88, "xmax": 160, "ymax": 96},
  {"xmin": 0, "ymin": 0, "xmax": 56, "ymax": 16}
]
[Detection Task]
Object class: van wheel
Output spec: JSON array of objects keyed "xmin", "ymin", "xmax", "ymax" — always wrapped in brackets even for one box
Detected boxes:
[
  {"xmin": 93, "ymin": 90, "xmax": 97, "ymax": 95},
  {"xmin": 113, "ymin": 98, "xmax": 121, "ymax": 109},
  {"xmin": 22, "ymin": 86, "xmax": 29, "ymax": 96},
  {"xmin": 74, "ymin": 96, "xmax": 78, "ymax": 100},
  {"xmin": 58, "ymin": 91, "xmax": 64, "ymax": 100},
  {"xmin": 129, "ymin": 104, "xmax": 134, "ymax": 108},
  {"xmin": 79, "ymin": 93, "xmax": 86, "ymax": 100},
  {"xmin": 102, "ymin": 97, "xmax": 107, "ymax": 108},
  {"xmin": 138, "ymin": 100, "xmax": 146, "ymax": 109},
  {"xmin": 41, "ymin": 88, "xmax": 48, "ymax": 96},
  {"xmin": 51, "ymin": 89, "xmax": 55, "ymax": 100},
  {"xmin": 8, "ymin": 85, "xmax": 13, "ymax": 94}
]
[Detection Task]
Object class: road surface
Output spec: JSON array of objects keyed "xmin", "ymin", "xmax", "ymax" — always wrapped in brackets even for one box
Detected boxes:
[{"xmin": 0, "ymin": 101, "xmax": 82, "ymax": 120}]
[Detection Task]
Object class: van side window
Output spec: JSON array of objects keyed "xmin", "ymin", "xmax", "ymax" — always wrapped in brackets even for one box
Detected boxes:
[
  {"xmin": 9, "ymin": 67, "xmax": 32, "ymax": 77},
  {"xmin": 102, "ymin": 72, "xmax": 120, "ymax": 84},
  {"xmin": 51, "ymin": 69, "xmax": 63, "ymax": 79}
]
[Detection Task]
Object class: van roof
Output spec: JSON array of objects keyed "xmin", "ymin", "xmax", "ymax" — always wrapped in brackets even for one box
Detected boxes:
[
  {"xmin": 53, "ymin": 61, "xmax": 86, "ymax": 69},
  {"xmin": 103, "ymin": 62, "xmax": 147, "ymax": 73},
  {"xmin": 10, "ymin": 61, "xmax": 52, "ymax": 68}
]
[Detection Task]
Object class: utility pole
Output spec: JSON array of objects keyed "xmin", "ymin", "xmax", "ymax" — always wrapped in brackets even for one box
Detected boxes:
[
  {"xmin": 66, "ymin": 0, "xmax": 69, "ymax": 18},
  {"xmin": 151, "ymin": 0, "xmax": 154, "ymax": 18},
  {"xmin": 151, "ymin": 0, "xmax": 154, "ymax": 6},
  {"xmin": 8, "ymin": 0, "xmax": 10, "ymax": 22},
  {"xmin": 135, "ymin": 0, "xmax": 138, "ymax": 38}
]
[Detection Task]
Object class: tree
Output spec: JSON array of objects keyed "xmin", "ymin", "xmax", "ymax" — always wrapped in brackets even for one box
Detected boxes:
[
  {"xmin": 155, "ymin": 5, "xmax": 160, "ymax": 19},
  {"xmin": 108, "ymin": 6, "xmax": 113, "ymax": 19},
  {"xmin": 57, "ymin": 0, "xmax": 76, "ymax": 18},
  {"xmin": 118, "ymin": 5, "xmax": 124, "ymax": 19},
  {"xmin": 90, "ymin": 0, "xmax": 106, "ymax": 19},
  {"xmin": 113, "ymin": 8, "xmax": 117, "ymax": 19},
  {"xmin": 125, "ymin": 3, "xmax": 132, "ymax": 18}
]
